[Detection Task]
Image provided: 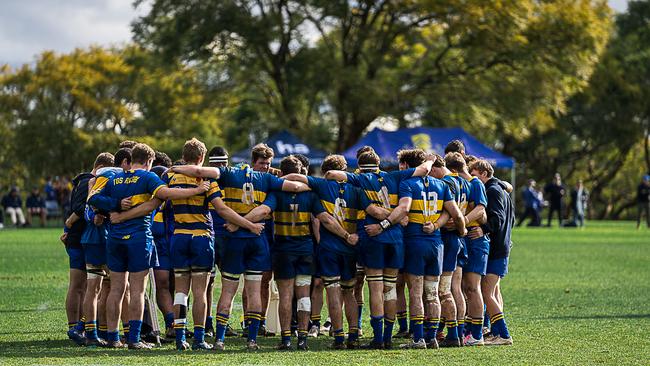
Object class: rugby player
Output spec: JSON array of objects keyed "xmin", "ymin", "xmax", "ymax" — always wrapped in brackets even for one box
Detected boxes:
[
  {"xmin": 469, "ymin": 160, "xmax": 514, "ymax": 346},
  {"xmin": 284, "ymin": 155, "xmax": 365, "ymax": 349},
  {"xmin": 394, "ymin": 149, "xmax": 466, "ymax": 349},
  {"xmin": 88, "ymin": 143, "xmax": 209, "ymax": 349},
  {"xmin": 324, "ymin": 150, "xmax": 433, "ymax": 348}
]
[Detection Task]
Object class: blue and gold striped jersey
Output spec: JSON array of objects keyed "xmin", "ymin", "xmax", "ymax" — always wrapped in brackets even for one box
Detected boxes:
[
  {"xmin": 466, "ymin": 176, "xmax": 488, "ymax": 227},
  {"xmin": 307, "ymin": 176, "xmax": 367, "ymax": 256},
  {"xmin": 440, "ymin": 174, "xmax": 459, "ymax": 234},
  {"xmin": 399, "ymin": 176, "xmax": 452, "ymax": 239},
  {"xmin": 87, "ymin": 167, "xmax": 122, "ymax": 215},
  {"xmin": 263, "ymin": 191, "xmax": 325, "ymax": 255},
  {"xmin": 89, "ymin": 169, "xmax": 166, "ymax": 240},
  {"xmin": 217, "ymin": 165, "xmax": 285, "ymax": 238},
  {"xmin": 162, "ymin": 171, "xmax": 221, "ymax": 236},
  {"xmin": 450, "ymin": 173, "xmax": 470, "ymax": 215},
  {"xmin": 151, "ymin": 201, "xmax": 173, "ymax": 241},
  {"xmin": 345, "ymin": 169, "xmax": 415, "ymax": 243}
]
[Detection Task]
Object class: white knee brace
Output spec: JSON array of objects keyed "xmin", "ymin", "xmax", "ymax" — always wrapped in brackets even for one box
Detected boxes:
[
  {"xmin": 297, "ymin": 297, "xmax": 311, "ymax": 312},
  {"xmin": 424, "ymin": 280, "xmax": 439, "ymax": 301}
]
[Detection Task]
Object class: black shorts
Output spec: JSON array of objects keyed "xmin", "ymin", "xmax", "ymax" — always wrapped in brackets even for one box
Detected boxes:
[{"xmin": 272, "ymin": 252, "xmax": 314, "ymax": 280}]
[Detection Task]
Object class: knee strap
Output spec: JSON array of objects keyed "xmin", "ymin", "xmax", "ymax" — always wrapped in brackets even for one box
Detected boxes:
[
  {"xmin": 221, "ymin": 271, "xmax": 241, "ymax": 282},
  {"xmin": 244, "ymin": 270, "xmax": 263, "ymax": 281},
  {"xmin": 322, "ymin": 276, "xmax": 340, "ymax": 288},
  {"xmin": 341, "ymin": 278, "xmax": 356, "ymax": 290}
]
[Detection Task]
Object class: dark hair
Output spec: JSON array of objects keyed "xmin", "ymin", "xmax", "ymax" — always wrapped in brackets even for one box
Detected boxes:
[
  {"xmin": 294, "ymin": 154, "xmax": 310, "ymax": 175},
  {"xmin": 251, "ymin": 143, "xmax": 274, "ymax": 164},
  {"xmin": 321, "ymin": 155, "xmax": 347, "ymax": 173},
  {"xmin": 131, "ymin": 143, "xmax": 156, "ymax": 165},
  {"xmin": 209, "ymin": 146, "xmax": 229, "ymax": 157},
  {"xmin": 357, "ymin": 151, "xmax": 380, "ymax": 167},
  {"xmin": 444, "ymin": 152, "xmax": 466, "ymax": 172},
  {"xmin": 279, "ymin": 155, "xmax": 303, "ymax": 176},
  {"xmin": 94, "ymin": 152, "xmax": 115, "ymax": 169},
  {"xmin": 153, "ymin": 151, "xmax": 172, "ymax": 168},
  {"xmin": 465, "ymin": 154, "xmax": 478, "ymax": 165},
  {"xmin": 150, "ymin": 165, "xmax": 167, "ymax": 178},
  {"xmin": 445, "ymin": 139, "xmax": 465, "ymax": 155},
  {"xmin": 118, "ymin": 140, "xmax": 138, "ymax": 149},
  {"xmin": 397, "ymin": 149, "xmax": 426, "ymax": 168},
  {"xmin": 182, "ymin": 137, "xmax": 207, "ymax": 164},
  {"xmin": 113, "ymin": 148, "xmax": 132, "ymax": 168},
  {"xmin": 356, "ymin": 146, "xmax": 375, "ymax": 159}
]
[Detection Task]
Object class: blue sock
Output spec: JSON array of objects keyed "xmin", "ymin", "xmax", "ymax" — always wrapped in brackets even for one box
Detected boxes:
[
  {"xmin": 194, "ymin": 326, "xmax": 205, "ymax": 344},
  {"xmin": 74, "ymin": 318, "xmax": 85, "ymax": 332},
  {"xmin": 334, "ymin": 329, "xmax": 345, "ymax": 345},
  {"xmin": 357, "ymin": 305, "xmax": 363, "ymax": 329},
  {"xmin": 122, "ymin": 322, "xmax": 130, "ymax": 340},
  {"xmin": 491, "ymin": 313, "xmax": 510, "ymax": 338},
  {"xmin": 107, "ymin": 330, "xmax": 120, "ymax": 342},
  {"xmin": 247, "ymin": 312, "xmax": 261, "ymax": 342},
  {"xmin": 471, "ymin": 318, "xmax": 483, "ymax": 340},
  {"xmin": 383, "ymin": 317, "xmax": 395, "ymax": 344},
  {"xmin": 438, "ymin": 318, "xmax": 446, "ymax": 333},
  {"xmin": 411, "ymin": 316, "xmax": 424, "ymax": 342},
  {"xmin": 298, "ymin": 330, "xmax": 308, "ymax": 343},
  {"xmin": 85, "ymin": 320, "xmax": 98, "ymax": 340},
  {"xmin": 370, "ymin": 315, "xmax": 383, "ymax": 344},
  {"xmin": 409, "ymin": 319, "xmax": 415, "ymax": 334},
  {"xmin": 98, "ymin": 324, "xmax": 108, "ymax": 340},
  {"xmin": 281, "ymin": 330, "xmax": 292, "ymax": 344},
  {"xmin": 483, "ymin": 310, "xmax": 491, "ymax": 329},
  {"xmin": 164, "ymin": 312, "xmax": 175, "ymax": 329},
  {"xmin": 175, "ymin": 320, "xmax": 186, "ymax": 344},
  {"xmin": 397, "ymin": 311, "xmax": 408, "ymax": 332},
  {"xmin": 445, "ymin": 320, "xmax": 459, "ymax": 340},
  {"xmin": 426, "ymin": 318, "xmax": 440, "ymax": 342},
  {"xmin": 214, "ymin": 313, "xmax": 229, "ymax": 342},
  {"xmin": 424, "ymin": 320, "xmax": 433, "ymax": 342},
  {"xmin": 128, "ymin": 320, "xmax": 142, "ymax": 344},
  {"xmin": 206, "ymin": 316, "xmax": 214, "ymax": 330},
  {"xmin": 348, "ymin": 327, "xmax": 359, "ymax": 342},
  {"xmin": 458, "ymin": 319, "xmax": 466, "ymax": 338}
]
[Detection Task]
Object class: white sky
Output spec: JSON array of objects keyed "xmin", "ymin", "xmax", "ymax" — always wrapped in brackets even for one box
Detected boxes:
[{"xmin": 0, "ymin": 0, "xmax": 631, "ymax": 68}]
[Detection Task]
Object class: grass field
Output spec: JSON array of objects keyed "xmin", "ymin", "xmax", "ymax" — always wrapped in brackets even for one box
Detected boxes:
[{"xmin": 0, "ymin": 222, "xmax": 648, "ymax": 365}]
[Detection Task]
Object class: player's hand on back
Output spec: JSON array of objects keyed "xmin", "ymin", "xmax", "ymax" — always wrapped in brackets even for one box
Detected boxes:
[
  {"xmin": 120, "ymin": 197, "xmax": 132, "ymax": 210},
  {"xmin": 59, "ymin": 232, "xmax": 67, "ymax": 245},
  {"xmin": 197, "ymin": 181, "xmax": 210, "ymax": 193},
  {"xmin": 93, "ymin": 214, "xmax": 105, "ymax": 226},
  {"xmin": 109, "ymin": 212, "xmax": 123, "ymax": 224}
]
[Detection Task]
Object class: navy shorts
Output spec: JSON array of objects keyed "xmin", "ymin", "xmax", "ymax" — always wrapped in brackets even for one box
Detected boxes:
[
  {"xmin": 486, "ymin": 257, "xmax": 509, "ymax": 277},
  {"xmin": 272, "ymin": 252, "xmax": 314, "ymax": 280},
  {"xmin": 442, "ymin": 231, "xmax": 462, "ymax": 272},
  {"xmin": 458, "ymin": 238, "xmax": 468, "ymax": 269},
  {"xmin": 170, "ymin": 233, "xmax": 214, "ymax": 271},
  {"xmin": 312, "ymin": 243, "xmax": 321, "ymax": 278},
  {"xmin": 317, "ymin": 246, "xmax": 356, "ymax": 281},
  {"xmin": 221, "ymin": 235, "xmax": 271, "ymax": 275},
  {"xmin": 82, "ymin": 243, "xmax": 106, "ymax": 267},
  {"xmin": 106, "ymin": 232, "xmax": 155, "ymax": 273},
  {"xmin": 359, "ymin": 238, "xmax": 404, "ymax": 270},
  {"xmin": 66, "ymin": 247, "xmax": 86, "ymax": 270},
  {"xmin": 214, "ymin": 234, "xmax": 226, "ymax": 271},
  {"xmin": 463, "ymin": 233, "xmax": 489, "ymax": 276},
  {"xmin": 403, "ymin": 237, "xmax": 444, "ymax": 277},
  {"xmin": 153, "ymin": 235, "xmax": 171, "ymax": 271}
]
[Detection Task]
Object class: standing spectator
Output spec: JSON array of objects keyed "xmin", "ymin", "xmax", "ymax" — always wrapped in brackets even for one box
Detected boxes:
[
  {"xmin": 2, "ymin": 187, "xmax": 26, "ymax": 227},
  {"xmin": 26, "ymin": 187, "xmax": 47, "ymax": 227},
  {"xmin": 569, "ymin": 180, "xmax": 588, "ymax": 228},
  {"xmin": 638, "ymin": 175, "xmax": 650, "ymax": 229},
  {"xmin": 517, "ymin": 179, "xmax": 543, "ymax": 227},
  {"xmin": 44, "ymin": 177, "xmax": 60, "ymax": 217},
  {"xmin": 544, "ymin": 173, "xmax": 566, "ymax": 227},
  {"xmin": 58, "ymin": 177, "xmax": 73, "ymax": 219}
]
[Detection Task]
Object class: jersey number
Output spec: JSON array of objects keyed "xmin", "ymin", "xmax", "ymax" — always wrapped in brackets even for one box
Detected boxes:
[
  {"xmin": 242, "ymin": 182, "xmax": 255, "ymax": 205},
  {"xmin": 378, "ymin": 186, "xmax": 391, "ymax": 209},
  {"xmin": 289, "ymin": 203, "xmax": 299, "ymax": 227},
  {"xmin": 421, "ymin": 191, "xmax": 438, "ymax": 218},
  {"xmin": 334, "ymin": 198, "xmax": 347, "ymax": 224}
]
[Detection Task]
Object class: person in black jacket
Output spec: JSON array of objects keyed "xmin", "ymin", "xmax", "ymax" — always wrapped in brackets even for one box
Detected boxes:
[
  {"xmin": 544, "ymin": 173, "xmax": 565, "ymax": 227},
  {"xmin": 61, "ymin": 152, "xmax": 115, "ymax": 345},
  {"xmin": 468, "ymin": 160, "xmax": 514, "ymax": 346},
  {"xmin": 638, "ymin": 175, "xmax": 650, "ymax": 229}
]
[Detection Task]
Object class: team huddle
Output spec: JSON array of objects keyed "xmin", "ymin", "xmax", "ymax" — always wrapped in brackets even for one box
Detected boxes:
[{"xmin": 61, "ymin": 136, "xmax": 514, "ymax": 352}]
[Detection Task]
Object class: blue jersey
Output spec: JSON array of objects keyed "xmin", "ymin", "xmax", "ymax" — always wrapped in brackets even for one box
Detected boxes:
[
  {"xmin": 346, "ymin": 169, "xmax": 415, "ymax": 243},
  {"xmin": 399, "ymin": 176, "xmax": 453, "ymax": 239},
  {"xmin": 162, "ymin": 171, "xmax": 222, "ymax": 236},
  {"xmin": 440, "ymin": 174, "xmax": 460, "ymax": 234},
  {"xmin": 307, "ymin": 176, "xmax": 366, "ymax": 256},
  {"xmin": 263, "ymin": 191, "xmax": 325, "ymax": 255},
  {"xmin": 218, "ymin": 165, "xmax": 285, "ymax": 238},
  {"xmin": 466, "ymin": 176, "xmax": 488, "ymax": 227},
  {"xmin": 83, "ymin": 168, "xmax": 122, "ymax": 244},
  {"xmin": 89, "ymin": 169, "xmax": 165, "ymax": 240},
  {"xmin": 151, "ymin": 201, "xmax": 173, "ymax": 241},
  {"xmin": 450, "ymin": 173, "xmax": 471, "ymax": 215}
]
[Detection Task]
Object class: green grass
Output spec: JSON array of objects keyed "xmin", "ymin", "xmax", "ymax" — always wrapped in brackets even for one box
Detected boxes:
[{"xmin": 0, "ymin": 222, "xmax": 649, "ymax": 365}]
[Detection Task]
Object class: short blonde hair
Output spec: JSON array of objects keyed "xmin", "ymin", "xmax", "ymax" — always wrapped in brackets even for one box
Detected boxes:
[{"xmin": 182, "ymin": 137, "xmax": 207, "ymax": 163}]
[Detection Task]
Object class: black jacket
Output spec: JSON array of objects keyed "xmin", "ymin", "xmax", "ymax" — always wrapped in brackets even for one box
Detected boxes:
[
  {"xmin": 482, "ymin": 177, "xmax": 515, "ymax": 259},
  {"xmin": 65, "ymin": 172, "xmax": 93, "ymax": 248}
]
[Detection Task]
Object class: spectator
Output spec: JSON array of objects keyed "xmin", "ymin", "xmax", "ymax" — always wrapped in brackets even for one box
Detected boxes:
[
  {"xmin": 544, "ymin": 173, "xmax": 566, "ymax": 227},
  {"xmin": 517, "ymin": 179, "xmax": 543, "ymax": 227},
  {"xmin": 26, "ymin": 187, "xmax": 47, "ymax": 227},
  {"xmin": 44, "ymin": 177, "xmax": 60, "ymax": 217},
  {"xmin": 568, "ymin": 180, "xmax": 588, "ymax": 228},
  {"xmin": 2, "ymin": 187, "xmax": 26, "ymax": 227},
  {"xmin": 638, "ymin": 175, "xmax": 650, "ymax": 229}
]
